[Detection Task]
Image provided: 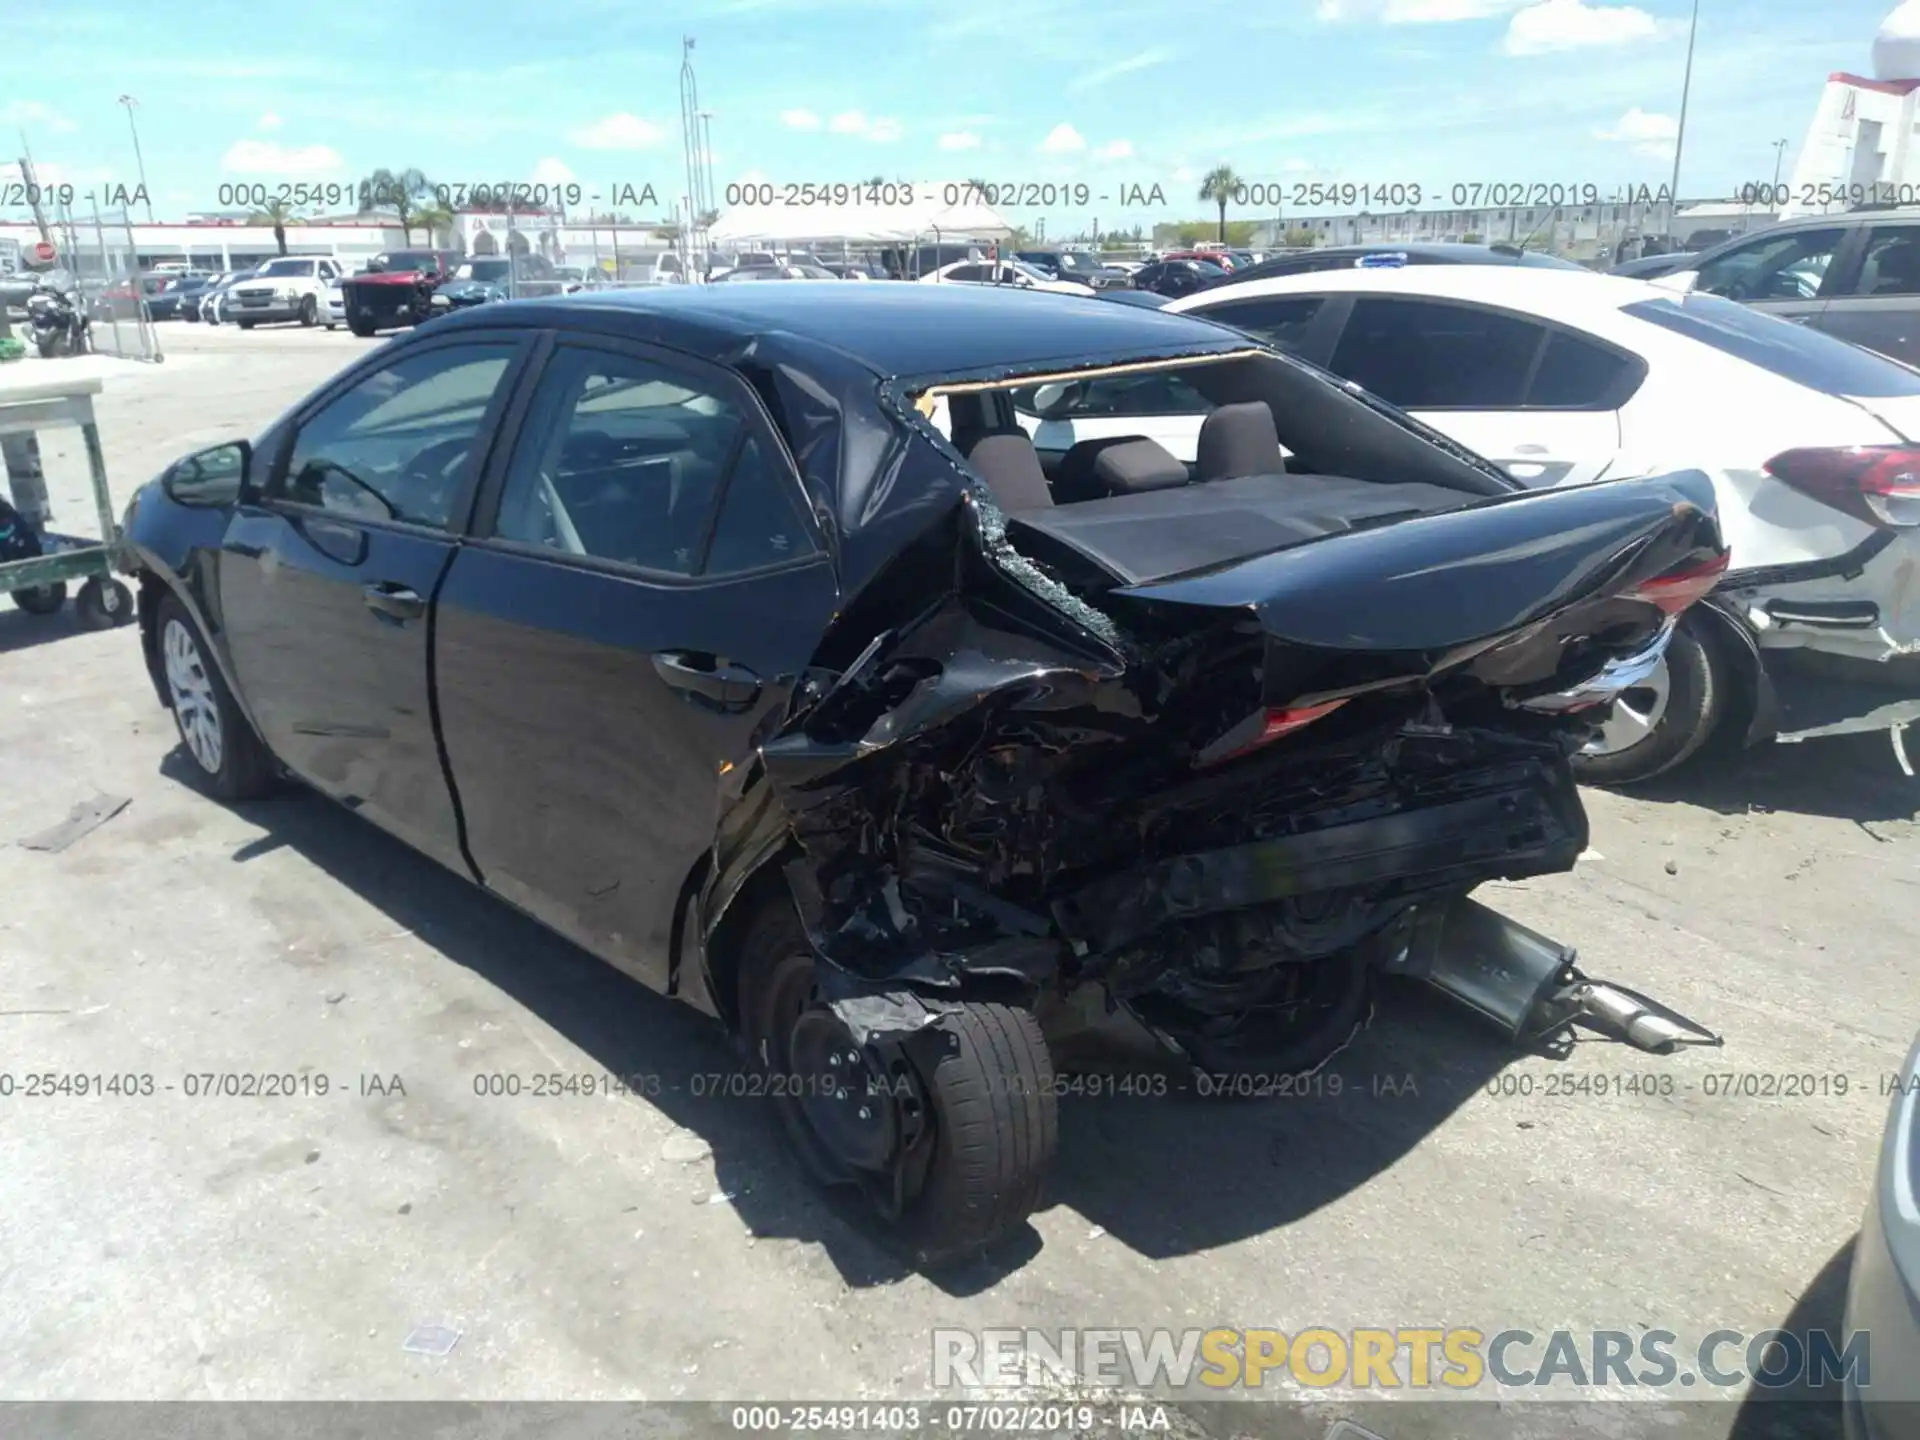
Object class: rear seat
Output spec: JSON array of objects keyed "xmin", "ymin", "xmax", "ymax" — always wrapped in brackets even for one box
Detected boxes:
[{"xmin": 962, "ymin": 429, "xmax": 1055, "ymax": 511}]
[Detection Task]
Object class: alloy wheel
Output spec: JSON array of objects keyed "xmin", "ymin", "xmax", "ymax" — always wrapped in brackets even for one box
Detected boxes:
[
  {"xmin": 1583, "ymin": 656, "xmax": 1672, "ymax": 756},
  {"xmin": 162, "ymin": 618, "xmax": 224, "ymax": 775}
]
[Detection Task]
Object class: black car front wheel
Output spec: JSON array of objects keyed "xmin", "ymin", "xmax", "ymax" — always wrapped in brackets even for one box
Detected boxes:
[
  {"xmin": 155, "ymin": 594, "xmax": 280, "ymax": 801},
  {"xmin": 738, "ymin": 899, "xmax": 1057, "ymax": 1267}
]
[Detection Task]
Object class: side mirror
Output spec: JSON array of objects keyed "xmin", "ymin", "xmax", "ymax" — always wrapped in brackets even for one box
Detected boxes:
[{"xmin": 162, "ymin": 440, "xmax": 253, "ymax": 508}]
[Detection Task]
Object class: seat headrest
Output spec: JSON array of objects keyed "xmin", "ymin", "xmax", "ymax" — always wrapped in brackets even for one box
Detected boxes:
[
  {"xmin": 1091, "ymin": 438, "xmax": 1190, "ymax": 496},
  {"xmin": 1196, "ymin": 402, "xmax": 1286, "ymax": 482},
  {"xmin": 964, "ymin": 430, "xmax": 1054, "ymax": 511}
]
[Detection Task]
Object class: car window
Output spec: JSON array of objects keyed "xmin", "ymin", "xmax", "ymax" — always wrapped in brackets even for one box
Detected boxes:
[
  {"xmin": 1009, "ymin": 371, "xmax": 1215, "ymax": 420},
  {"xmin": 1524, "ymin": 331, "xmax": 1636, "ymax": 408},
  {"xmin": 1328, "ymin": 298, "xmax": 1545, "ymax": 409},
  {"xmin": 281, "ymin": 344, "xmax": 517, "ymax": 526},
  {"xmin": 1693, "ymin": 229, "xmax": 1843, "ymax": 302},
  {"xmin": 945, "ymin": 265, "xmax": 986, "ymax": 282},
  {"xmin": 494, "ymin": 347, "xmax": 815, "ymax": 576},
  {"xmin": 1623, "ymin": 293, "xmax": 1920, "ymax": 398},
  {"xmin": 1851, "ymin": 227, "xmax": 1920, "ymax": 297},
  {"xmin": 1193, "ymin": 296, "xmax": 1324, "ymax": 353}
]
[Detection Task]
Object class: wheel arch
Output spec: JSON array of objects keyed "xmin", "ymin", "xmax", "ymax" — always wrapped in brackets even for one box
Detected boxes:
[{"xmin": 1686, "ymin": 595, "xmax": 1775, "ymax": 752}]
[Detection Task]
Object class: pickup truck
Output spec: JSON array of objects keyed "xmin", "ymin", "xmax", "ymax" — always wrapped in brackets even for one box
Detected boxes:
[{"xmin": 227, "ymin": 256, "xmax": 346, "ymax": 328}]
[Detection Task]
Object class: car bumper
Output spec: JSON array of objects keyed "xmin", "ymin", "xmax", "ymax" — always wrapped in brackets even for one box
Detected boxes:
[
  {"xmin": 227, "ymin": 299, "xmax": 303, "ymax": 322},
  {"xmin": 1844, "ymin": 1036, "xmax": 1920, "ymax": 1435}
]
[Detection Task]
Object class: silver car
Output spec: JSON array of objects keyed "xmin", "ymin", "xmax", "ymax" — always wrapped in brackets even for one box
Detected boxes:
[{"xmin": 1845, "ymin": 1031, "xmax": 1920, "ymax": 1435}]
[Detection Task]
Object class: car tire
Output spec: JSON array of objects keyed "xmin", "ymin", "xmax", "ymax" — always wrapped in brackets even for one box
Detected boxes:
[
  {"xmin": 1572, "ymin": 618, "xmax": 1723, "ymax": 786},
  {"xmin": 10, "ymin": 582, "xmax": 67, "ymax": 616},
  {"xmin": 738, "ymin": 897, "xmax": 1057, "ymax": 1267},
  {"xmin": 74, "ymin": 576, "xmax": 133, "ymax": 630},
  {"xmin": 298, "ymin": 296, "xmax": 317, "ymax": 327},
  {"xmin": 155, "ymin": 593, "xmax": 280, "ymax": 801},
  {"xmin": 348, "ymin": 318, "xmax": 376, "ymax": 338},
  {"xmin": 237, "ymin": 319, "xmax": 256, "ymax": 330}
]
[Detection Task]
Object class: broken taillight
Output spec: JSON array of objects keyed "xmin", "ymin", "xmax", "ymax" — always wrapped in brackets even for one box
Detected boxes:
[
  {"xmin": 1625, "ymin": 551, "xmax": 1729, "ymax": 616},
  {"xmin": 1196, "ymin": 700, "xmax": 1348, "ymax": 768},
  {"xmin": 1763, "ymin": 445, "xmax": 1920, "ymax": 530}
]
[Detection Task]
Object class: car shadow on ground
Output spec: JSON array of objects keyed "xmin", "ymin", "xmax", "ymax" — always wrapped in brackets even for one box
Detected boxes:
[
  {"xmin": 1608, "ymin": 732, "xmax": 1920, "ymax": 827},
  {"xmin": 1726, "ymin": 1234, "xmax": 1853, "ymax": 1440},
  {"xmin": 199, "ymin": 767, "xmax": 1580, "ymax": 1293},
  {"xmin": 0, "ymin": 603, "xmax": 90, "ymax": 654}
]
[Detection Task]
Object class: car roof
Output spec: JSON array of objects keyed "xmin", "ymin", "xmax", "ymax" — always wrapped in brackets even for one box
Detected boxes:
[
  {"xmin": 1173, "ymin": 264, "xmax": 1662, "ymax": 316},
  {"xmin": 444, "ymin": 281, "xmax": 1254, "ymax": 379}
]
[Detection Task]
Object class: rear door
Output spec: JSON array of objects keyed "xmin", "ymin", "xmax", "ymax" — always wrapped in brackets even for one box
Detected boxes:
[
  {"xmin": 1808, "ymin": 223, "xmax": 1920, "ymax": 365},
  {"xmin": 432, "ymin": 334, "xmax": 838, "ymax": 995},
  {"xmin": 1321, "ymin": 295, "xmax": 1630, "ymax": 488},
  {"xmin": 215, "ymin": 331, "xmax": 533, "ymax": 873}
]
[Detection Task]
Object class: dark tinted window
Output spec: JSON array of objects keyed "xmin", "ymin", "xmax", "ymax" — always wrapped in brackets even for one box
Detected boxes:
[
  {"xmin": 703, "ymin": 436, "xmax": 814, "ymax": 574},
  {"xmin": 1693, "ymin": 228, "xmax": 1842, "ymax": 302},
  {"xmin": 1329, "ymin": 298, "xmax": 1544, "ymax": 408},
  {"xmin": 1623, "ymin": 293, "xmax": 1920, "ymax": 397},
  {"xmin": 282, "ymin": 344, "xmax": 515, "ymax": 526},
  {"xmin": 1526, "ymin": 331, "xmax": 1635, "ymax": 407},
  {"xmin": 494, "ymin": 347, "xmax": 814, "ymax": 574},
  {"xmin": 1852, "ymin": 227, "xmax": 1920, "ymax": 297},
  {"xmin": 945, "ymin": 264, "xmax": 987, "ymax": 282},
  {"xmin": 1195, "ymin": 295, "xmax": 1324, "ymax": 353}
]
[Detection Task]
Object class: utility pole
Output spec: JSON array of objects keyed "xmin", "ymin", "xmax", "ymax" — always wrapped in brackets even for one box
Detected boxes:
[
  {"xmin": 679, "ymin": 38, "xmax": 706, "ymax": 272},
  {"xmin": 118, "ymin": 95, "xmax": 156, "ymax": 222},
  {"xmin": 17, "ymin": 139, "xmax": 52, "ymax": 245},
  {"xmin": 1666, "ymin": 0, "xmax": 1700, "ymax": 243}
]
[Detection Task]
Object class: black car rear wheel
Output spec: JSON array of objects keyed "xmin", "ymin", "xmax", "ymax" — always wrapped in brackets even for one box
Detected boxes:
[{"xmin": 738, "ymin": 898, "xmax": 1057, "ymax": 1267}]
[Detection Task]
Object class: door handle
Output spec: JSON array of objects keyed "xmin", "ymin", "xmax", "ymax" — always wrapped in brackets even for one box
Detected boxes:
[
  {"xmin": 362, "ymin": 582, "xmax": 425, "ymax": 622},
  {"xmin": 653, "ymin": 651, "xmax": 762, "ymax": 713}
]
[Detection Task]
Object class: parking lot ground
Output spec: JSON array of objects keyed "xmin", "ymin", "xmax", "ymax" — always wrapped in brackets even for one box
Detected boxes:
[{"xmin": 2, "ymin": 328, "xmax": 1917, "ymax": 1433}]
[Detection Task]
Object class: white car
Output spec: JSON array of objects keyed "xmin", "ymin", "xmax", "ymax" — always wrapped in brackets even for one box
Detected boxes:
[
  {"xmin": 919, "ymin": 259, "xmax": 1096, "ymax": 296},
  {"xmin": 322, "ymin": 270, "xmax": 350, "ymax": 329},
  {"xmin": 1017, "ymin": 264, "xmax": 1920, "ymax": 782},
  {"xmin": 226, "ymin": 255, "xmax": 345, "ymax": 328}
]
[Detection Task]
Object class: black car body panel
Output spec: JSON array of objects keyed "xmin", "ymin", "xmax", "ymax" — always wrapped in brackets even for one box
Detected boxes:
[{"xmin": 125, "ymin": 284, "xmax": 1726, "ymax": 1068}]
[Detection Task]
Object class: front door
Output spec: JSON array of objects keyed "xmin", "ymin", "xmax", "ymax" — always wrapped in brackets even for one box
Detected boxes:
[
  {"xmin": 215, "ymin": 334, "xmax": 531, "ymax": 873},
  {"xmin": 1811, "ymin": 224, "xmax": 1920, "ymax": 366},
  {"xmin": 431, "ymin": 337, "xmax": 839, "ymax": 993},
  {"xmin": 1687, "ymin": 224, "xmax": 1850, "ymax": 330}
]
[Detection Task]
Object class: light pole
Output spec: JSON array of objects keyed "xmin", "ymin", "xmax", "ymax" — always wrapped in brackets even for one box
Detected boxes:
[
  {"xmin": 117, "ymin": 95, "xmax": 155, "ymax": 223},
  {"xmin": 1771, "ymin": 138, "xmax": 1788, "ymax": 194},
  {"xmin": 699, "ymin": 110, "xmax": 716, "ymax": 221},
  {"xmin": 1665, "ymin": 0, "xmax": 1700, "ymax": 244}
]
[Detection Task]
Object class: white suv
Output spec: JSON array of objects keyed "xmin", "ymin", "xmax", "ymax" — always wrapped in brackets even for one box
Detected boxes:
[{"xmin": 228, "ymin": 256, "xmax": 343, "ymax": 328}]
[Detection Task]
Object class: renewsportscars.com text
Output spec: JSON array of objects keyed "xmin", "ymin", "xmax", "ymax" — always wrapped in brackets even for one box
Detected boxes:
[{"xmin": 932, "ymin": 1327, "xmax": 1868, "ymax": 1393}]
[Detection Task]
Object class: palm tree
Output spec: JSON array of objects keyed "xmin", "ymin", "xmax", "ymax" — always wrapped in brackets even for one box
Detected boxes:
[
  {"xmin": 357, "ymin": 167, "xmax": 434, "ymax": 242},
  {"xmin": 1199, "ymin": 164, "xmax": 1242, "ymax": 244},
  {"xmin": 250, "ymin": 198, "xmax": 297, "ymax": 255},
  {"xmin": 410, "ymin": 203, "xmax": 454, "ymax": 248}
]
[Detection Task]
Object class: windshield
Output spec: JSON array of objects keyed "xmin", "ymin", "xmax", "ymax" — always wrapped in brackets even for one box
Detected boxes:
[
  {"xmin": 1007, "ymin": 259, "xmax": 1054, "ymax": 283},
  {"xmin": 259, "ymin": 258, "xmax": 315, "ymax": 277},
  {"xmin": 368, "ymin": 252, "xmax": 438, "ymax": 273},
  {"xmin": 1623, "ymin": 293, "xmax": 1920, "ymax": 397},
  {"xmin": 455, "ymin": 260, "xmax": 512, "ymax": 282}
]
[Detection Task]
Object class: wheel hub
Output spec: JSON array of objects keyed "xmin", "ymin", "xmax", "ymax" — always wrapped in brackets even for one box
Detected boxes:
[
  {"xmin": 1582, "ymin": 656, "xmax": 1672, "ymax": 756},
  {"xmin": 788, "ymin": 1010, "xmax": 898, "ymax": 1173}
]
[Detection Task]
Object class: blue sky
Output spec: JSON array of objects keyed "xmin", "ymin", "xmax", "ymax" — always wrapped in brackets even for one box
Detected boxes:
[{"xmin": 0, "ymin": 0, "xmax": 1897, "ymax": 229}]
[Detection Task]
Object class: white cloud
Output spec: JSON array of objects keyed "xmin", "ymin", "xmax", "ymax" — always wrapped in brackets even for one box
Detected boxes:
[
  {"xmin": 1170, "ymin": 163, "xmax": 1197, "ymax": 183},
  {"xmin": 220, "ymin": 140, "xmax": 344, "ymax": 176},
  {"xmin": 258, "ymin": 112, "xmax": 282, "ymax": 131},
  {"xmin": 1, "ymin": 100, "xmax": 76, "ymax": 133},
  {"xmin": 731, "ymin": 168, "xmax": 770, "ymax": 187},
  {"xmin": 1503, "ymin": 0, "xmax": 1666, "ymax": 53},
  {"xmin": 1283, "ymin": 157, "xmax": 1316, "ymax": 171},
  {"xmin": 1595, "ymin": 106, "xmax": 1678, "ymax": 158},
  {"xmin": 938, "ymin": 130, "xmax": 982, "ymax": 151},
  {"xmin": 568, "ymin": 113, "xmax": 667, "ymax": 149},
  {"xmin": 0, "ymin": 159, "xmax": 102, "ymax": 188},
  {"xmin": 780, "ymin": 108, "xmax": 822, "ymax": 130},
  {"xmin": 829, "ymin": 110, "xmax": 869, "ymax": 134},
  {"xmin": 868, "ymin": 117, "xmax": 903, "ymax": 142},
  {"xmin": 1069, "ymin": 48, "xmax": 1174, "ymax": 92},
  {"xmin": 531, "ymin": 157, "xmax": 577, "ymax": 184},
  {"xmin": 1040, "ymin": 123, "xmax": 1086, "ymax": 154},
  {"xmin": 1093, "ymin": 139, "xmax": 1135, "ymax": 161}
]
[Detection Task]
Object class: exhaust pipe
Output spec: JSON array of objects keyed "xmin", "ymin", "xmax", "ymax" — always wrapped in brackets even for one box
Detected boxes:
[{"xmin": 1387, "ymin": 897, "xmax": 1721, "ymax": 1054}]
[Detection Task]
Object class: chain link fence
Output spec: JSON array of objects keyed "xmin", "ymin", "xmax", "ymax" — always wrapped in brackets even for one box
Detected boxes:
[{"xmin": 51, "ymin": 198, "xmax": 164, "ymax": 363}]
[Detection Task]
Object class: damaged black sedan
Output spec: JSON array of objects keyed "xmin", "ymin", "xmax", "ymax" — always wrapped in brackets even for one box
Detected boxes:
[{"xmin": 122, "ymin": 284, "xmax": 1727, "ymax": 1263}]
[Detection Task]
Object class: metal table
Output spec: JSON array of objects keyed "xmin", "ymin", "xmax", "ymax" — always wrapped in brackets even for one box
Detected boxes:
[{"xmin": 0, "ymin": 373, "xmax": 134, "ymax": 628}]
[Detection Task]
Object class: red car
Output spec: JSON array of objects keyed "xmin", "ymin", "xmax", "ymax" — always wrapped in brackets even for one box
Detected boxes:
[{"xmin": 340, "ymin": 250, "xmax": 462, "ymax": 337}]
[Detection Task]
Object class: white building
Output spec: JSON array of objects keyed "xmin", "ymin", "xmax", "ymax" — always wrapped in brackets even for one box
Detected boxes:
[{"xmin": 1786, "ymin": 1, "xmax": 1920, "ymax": 216}]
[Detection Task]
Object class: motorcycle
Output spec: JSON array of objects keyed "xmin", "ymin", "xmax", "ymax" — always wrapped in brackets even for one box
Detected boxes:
[{"xmin": 25, "ymin": 278, "xmax": 90, "ymax": 358}]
